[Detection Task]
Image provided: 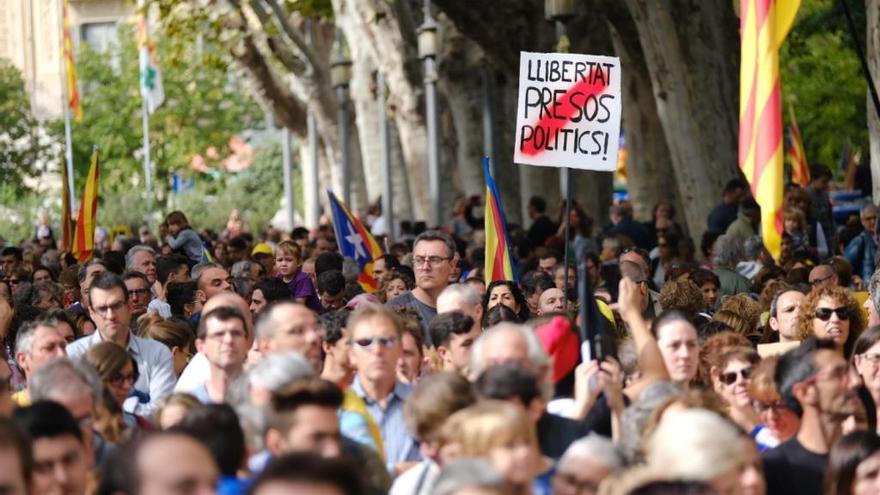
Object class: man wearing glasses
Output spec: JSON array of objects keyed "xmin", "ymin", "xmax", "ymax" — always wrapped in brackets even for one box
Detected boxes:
[
  {"xmin": 348, "ymin": 304, "xmax": 420, "ymax": 474},
  {"xmin": 123, "ymin": 271, "xmax": 152, "ymax": 321},
  {"xmin": 387, "ymin": 231, "xmax": 457, "ymax": 342},
  {"xmin": 191, "ymin": 306, "xmax": 249, "ymax": 404},
  {"xmin": 808, "ymin": 264, "xmax": 839, "ymax": 290},
  {"xmin": 763, "ymin": 338, "xmax": 861, "ymax": 495},
  {"xmin": 66, "ymin": 272, "xmax": 174, "ymax": 416}
]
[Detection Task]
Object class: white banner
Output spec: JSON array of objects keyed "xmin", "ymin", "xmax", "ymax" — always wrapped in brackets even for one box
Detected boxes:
[{"xmin": 513, "ymin": 51, "xmax": 622, "ymax": 171}]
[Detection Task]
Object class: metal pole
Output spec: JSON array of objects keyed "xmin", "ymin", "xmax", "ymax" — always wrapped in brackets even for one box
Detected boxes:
[
  {"xmin": 58, "ymin": 0, "xmax": 76, "ymax": 210},
  {"xmin": 562, "ymin": 168, "xmax": 572, "ymax": 306},
  {"xmin": 425, "ymin": 56, "xmax": 441, "ymax": 228},
  {"xmin": 304, "ymin": 19, "xmax": 320, "ymax": 229},
  {"xmin": 306, "ymin": 111, "xmax": 320, "ymax": 228},
  {"xmin": 379, "ymin": 72, "xmax": 394, "ymax": 241},
  {"xmin": 141, "ymin": 98, "xmax": 153, "ymax": 210},
  {"xmin": 481, "ymin": 67, "xmax": 496, "ymax": 176},
  {"xmin": 281, "ymin": 127, "xmax": 295, "ymax": 230},
  {"xmin": 338, "ymin": 86, "xmax": 351, "ymax": 206}
]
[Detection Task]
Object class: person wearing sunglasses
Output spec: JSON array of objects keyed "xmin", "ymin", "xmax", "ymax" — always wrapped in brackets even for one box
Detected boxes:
[
  {"xmin": 748, "ymin": 356, "xmax": 800, "ymax": 451},
  {"xmin": 715, "ymin": 347, "xmax": 761, "ymax": 433},
  {"xmin": 348, "ymin": 304, "xmax": 420, "ymax": 474},
  {"xmin": 794, "ymin": 286, "xmax": 865, "ymax": 358}
]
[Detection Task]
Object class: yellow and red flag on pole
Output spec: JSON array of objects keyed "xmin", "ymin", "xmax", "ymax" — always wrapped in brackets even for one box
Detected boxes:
[
  {"xmin": 60, "ymin": 158, "xmax": 72, "ymax": 251},
  {"xmin": 738, "ymin": 0, "xmax": 800, "ymax": 259},
  {"xmin": 72, "ymin": 147, "xmax": 100, "ymax": 263},
  {"xmin": 787, "ymin": 108, "xmax": 809, "ymax": 186},
  {"xmin": 62, "ymin": 0, "xmax": 82, "ymax": 121},
  {"xmin": 483, "ymin": 157, "xmax": 518, "ymax": 283}
]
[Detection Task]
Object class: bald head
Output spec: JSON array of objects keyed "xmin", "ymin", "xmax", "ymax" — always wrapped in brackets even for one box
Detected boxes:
[
  {"xmin": 203, "ymin": 292, "xmax": 253, "ymax": 335},
  {"xmin": 809, "ymin": 264, "xmax": 838, "ymax": 289}
]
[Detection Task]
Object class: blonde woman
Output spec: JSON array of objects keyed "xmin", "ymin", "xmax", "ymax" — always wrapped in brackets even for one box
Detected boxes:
[{"xmin": 440, "ymin": 400, "xmax": 553, "ymax": 495}]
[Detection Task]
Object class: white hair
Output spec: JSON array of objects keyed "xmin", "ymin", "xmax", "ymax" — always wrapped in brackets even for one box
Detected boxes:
[
  {"xmin": 438, "ymin": 283, "xmax": 482, "ymax": 310},
  {"xmin": 125, "ymin": 245, "xmax": 156, "ymax": 270},
  {"xmin": 30, "ymin": 357, "xmax": 102, "ymax": 404},
  {"xmin": 247, "ymin": 352, "xmax": 314, "ymax": 391},
  {"xmin": 646, "ymin": 408, "xmax": 744, "ymax": 481},
  {"xmin": 561, "ymin": 434, "xmax": 626, "ymax": 471},
  {"xmin": 431, "ymin": 459, "xmax": 507, "ymax": 495},
  {"xmin": 469, "ymin": 322, "xmax": 550, "ymax": 377}
]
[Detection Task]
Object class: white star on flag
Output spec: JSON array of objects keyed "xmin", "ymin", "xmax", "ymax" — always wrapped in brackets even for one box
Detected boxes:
[{"xmin": 345, "ymin": 225, "xmax": 367, "ymax": 260}]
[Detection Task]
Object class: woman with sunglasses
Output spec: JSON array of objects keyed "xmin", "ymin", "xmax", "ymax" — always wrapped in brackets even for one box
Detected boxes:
[
  {"xmin": 748, "ymin": 355, "xmax": 800, "ymax": 451},
  {"xmin": 795, "ymin": 286, "xmax": 865, "ymax": 358},
  {"xmin": 715, "ymin": 347, "xmax": 761, "ymax": 433}
]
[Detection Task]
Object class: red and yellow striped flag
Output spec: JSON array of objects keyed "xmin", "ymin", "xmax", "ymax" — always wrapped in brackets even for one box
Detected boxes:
[
  {"xmin": 787, "ymin": 109, "xmax": 809, "ymax": 186},
  {"xmin": 483, "ymin": 157, "xmax": 518, "ymax": 284},
  {"xmin": 62, "ymin": 0, "xmax": 83, "ymax": 121},
  {"xmin": 738, "ymin": 0, "xmax": 800, "ymax": 259},
  {"xmin": 61, "ymin": 162, "xmax": 72, "ymax": 252},
  {"xmin": 72, "ymin": 147, "xmax": 100, "ymax": 263}
]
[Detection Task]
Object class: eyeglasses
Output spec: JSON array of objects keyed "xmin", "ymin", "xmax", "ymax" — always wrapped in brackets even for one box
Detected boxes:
[
  {"xmin": 860, "ymin": 353, "xmax": 880, "ymax": 366},
  {"xmin": 128, "ymin": 288, "xmax": 150, "ymax": 298},
  {"xmin": 752, "ymin": 400, "xmax": 789, "ymax": 414},
  {"xmin": 412, "ymin": 256, "xmax": 450, "ymax": 268},
  {"xmin": 353, "ymin": 336, "xmax": 399, "ymax": 351},
  {"xmin": 109, "ymin": 371, "xmax": 139, "ymax": 386},
  {"xmin": 92, "ymin": 300, "xmax": 127, "ymax": 316},
  {"xmin": 719, "ymin": 367, "xmax": 752, "ymax": 385},
  {"xmin": 810, "ymin": 275, "xmax": 835, "ymax": 286},
  {"xmin": 205, "ymin": 329, "xmax": 247, "ymax": 341},
  {"xmin": 814, "ymin": 306, "xmax": 851, "ymax": 321}
]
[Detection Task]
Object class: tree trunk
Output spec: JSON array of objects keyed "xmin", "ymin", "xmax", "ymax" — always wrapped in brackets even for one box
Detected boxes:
[
  {"xmin": 335, "ymin": 0, "xmax": 431, "ymax": 221},
  {"xmin": 868, "ymin": 0, "xmax": 880, "ymax": 199},
  {"xmin": 623, "ymin": 0, "xmax": 741, "ymax": 241},
  {"xmin": 605, "ymin": 12, "xmax": 683, "ymax": 227}
]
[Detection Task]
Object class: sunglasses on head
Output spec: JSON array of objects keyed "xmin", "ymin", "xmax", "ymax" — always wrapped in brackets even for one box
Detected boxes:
[
  {"xmin": 719, "ymin": 367, "xmax": 752, "ymax": 385},
  {"xmin": 814, "ymin": 307, "xmax": 851, "ymax": 321}
]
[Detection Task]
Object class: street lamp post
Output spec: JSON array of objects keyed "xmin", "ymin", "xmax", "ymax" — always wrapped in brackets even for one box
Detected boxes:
[
  {"xmin": 418, "ymin": 0, "xmax": 441, "ymax": 228},
  {"xmin": 330, "ymin": 31, "xmax": 353, "ymax": 206},
  {"xmin": 545, "ymin": 0, "xmax": 576, "ymax": 306}
]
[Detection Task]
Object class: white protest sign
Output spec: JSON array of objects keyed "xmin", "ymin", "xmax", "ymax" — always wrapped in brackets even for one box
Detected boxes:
[{"xmin": 513, "ymin": 51, "xmax": 622, "ymax": 171}]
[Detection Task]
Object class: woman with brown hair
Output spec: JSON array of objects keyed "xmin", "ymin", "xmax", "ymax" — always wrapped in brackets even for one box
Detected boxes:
[
  {"xmin": 714, "ymin": 347, "xmax": 761, "ymax": 433},
  {"xmin": 795, "ymin": 285, "xmax": 865, "ymax": 358},
  {"xmin": 82, "ymin": 341, "xmax": 152, "ymax": 431},
  {"xmin": 749, "ymin": 355, "xmax": 800, "ymax": 451},
  {"xmin": 138, "ymin": 316, "xmax": 195, "ymax": 376}
]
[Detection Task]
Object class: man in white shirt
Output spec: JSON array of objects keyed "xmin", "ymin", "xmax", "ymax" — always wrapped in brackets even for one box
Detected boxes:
[{"xmin": 66, "ymin": 272, "xmax": 174, "ymax": 415}]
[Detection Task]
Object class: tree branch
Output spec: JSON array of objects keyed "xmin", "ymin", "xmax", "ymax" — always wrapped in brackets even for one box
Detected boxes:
[
  {"xmin": 246, "ymin": 0, "xmax": 308, "ymax": 74},
  {"xmin": 262, "ymin": 0, "xmax": 324, "ymax": 74}
]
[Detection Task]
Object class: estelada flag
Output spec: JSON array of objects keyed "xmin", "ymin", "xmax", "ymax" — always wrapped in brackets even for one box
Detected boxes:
[
  {"xmin": 326, "ymin": 190, "xmax": 384, "ymax": 292},
  {"xmin": 483, "ymin": 156, "xmax": 518, "ymax": 284},
  {"xmin": 787, "ymin": 109, "xmax": 809, "ymax": 186},
  {"xmin": 72, "ymin": 146, "xmax": 100, "ymax": 263}
]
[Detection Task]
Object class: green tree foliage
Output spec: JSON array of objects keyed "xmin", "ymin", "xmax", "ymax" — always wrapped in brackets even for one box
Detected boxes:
[
  {"xmin": 781, "ymin": 0, "xmax": 867, "ymax": 170},
  {"xmin": 171, "ymin": 140, "xmax": 300, "ymax": 233},
  {"xmin": 0, "ymin": 58, "xmax": 53, "ymax": 189},
  {"xmin": 52, "ymin": 23, "xmax": 262, "ymax": 197}
]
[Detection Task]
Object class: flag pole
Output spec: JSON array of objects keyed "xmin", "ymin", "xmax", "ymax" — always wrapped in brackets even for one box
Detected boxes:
[
  {"xmin": 141, "ymin": 97, "xmax": 154, "ymax": 211},
  {"xmin": 57, "ymin": 0, "xmax": 76, "ymax": 212}
]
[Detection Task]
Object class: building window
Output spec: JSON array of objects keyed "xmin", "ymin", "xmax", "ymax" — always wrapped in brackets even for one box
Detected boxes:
[{"xmin": 80, "ymin": 22, "xmax": 117, "ymax": 53}]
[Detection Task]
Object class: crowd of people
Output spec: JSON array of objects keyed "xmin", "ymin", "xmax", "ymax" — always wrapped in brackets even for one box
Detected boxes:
[{"xmin": 0, "ymin": 165, "xmax": 879, "ymax": 495}]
